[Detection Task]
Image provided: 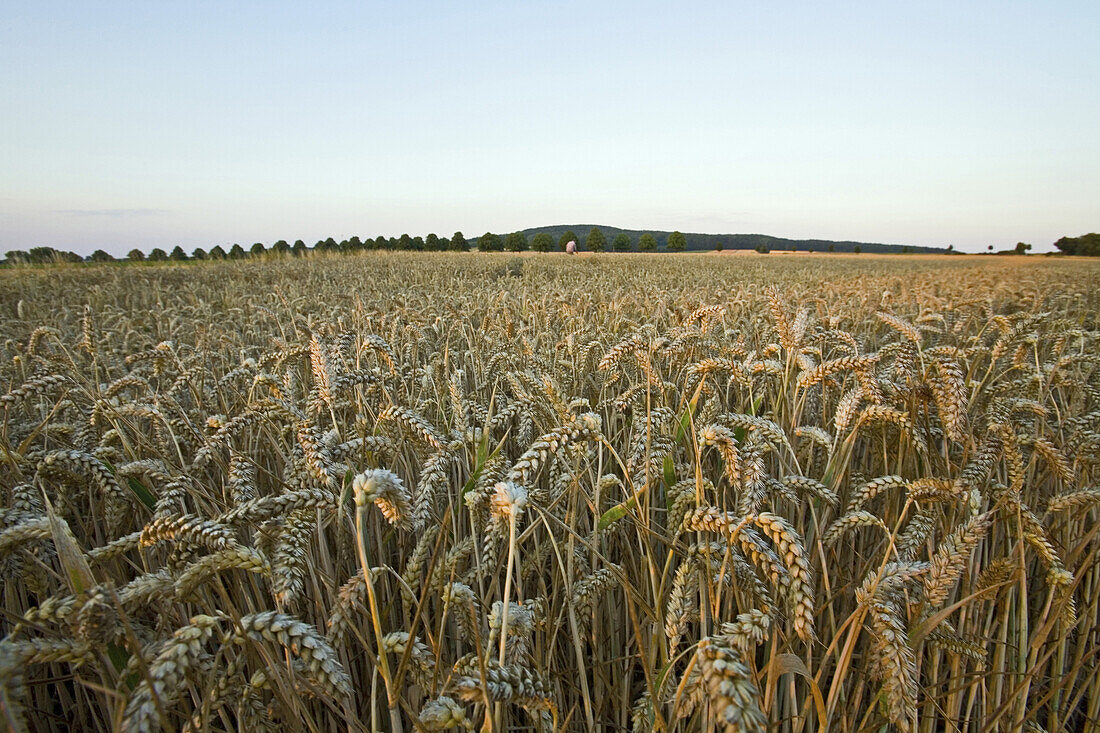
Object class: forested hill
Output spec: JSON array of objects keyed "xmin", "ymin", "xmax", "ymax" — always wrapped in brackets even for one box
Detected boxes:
[{"xmin": 520, "ymin": 225, "xmax": 947, "ymax": 253}]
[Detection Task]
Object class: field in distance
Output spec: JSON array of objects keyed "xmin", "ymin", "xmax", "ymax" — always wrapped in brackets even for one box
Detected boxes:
[{"xmin": 1, "ymin": 253, "xmax": 1098, "ymax": 732}]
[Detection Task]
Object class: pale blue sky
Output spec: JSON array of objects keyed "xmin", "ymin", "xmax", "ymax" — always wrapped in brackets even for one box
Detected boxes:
[{"xmin": 1, "ymin": 1, "xmax": 1097, "ymax": 255}]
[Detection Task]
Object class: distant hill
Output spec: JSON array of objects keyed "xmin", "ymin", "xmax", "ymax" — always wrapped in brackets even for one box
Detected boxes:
[{"xmin": 519, "ymin": 225, "xmax": 946, "ymax": 254}]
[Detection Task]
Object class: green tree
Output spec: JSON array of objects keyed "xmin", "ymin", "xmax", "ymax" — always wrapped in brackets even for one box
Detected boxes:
[
  {"xmin": 87, "ymin": 249, "xmax": 114, "ymax": 262},
  {"xmin": 853, "ymin": 245, "xmax": 862, "ymax": 254},
  {"xmin": 1054, "ymin": 233, "xmax": 1100, "ymax": 256},
  {"xmin": 1015, "ymin": 242, "xmax": 1032, "ymax": 254},
  {"xmin": 398, "ymin": 234, "xmax": 413, "ymax": 250},
  {"xmin": 209, "ymin": 245, "xmax": 227, "ymax": 260},
  {"xmin": 613, "ymin": 233, "xmax": 633, "ymax": 252},
  {"xmin": 27, "ymin": 246, "xmax": 80, "ymax": 264},
  {"xmin": 170, "ymin": 246, "xmax": 188, "ymax": 261},
  {"xmin": 451, "ymin": 231, "xmax": 469, "ymax": 251},
  {"xmin": 27, "ymin": 247, "xmax": 61, "ymax": 264},
  {"xmin": 5, "ymin": 250, "xmax": 29, "ymax": 265},
  {"xmin": 148, "ymin": 248, "xmax": 169, "ymax": 261},
  {"xmin": 558, "ymin": 230, "xmax": 578, "ymax": 251},
  {"xmin": 714, "ymin": 240, "xmax": 724, "ymax": 252},
  {"xmin": 827, "ymin": 244, "xmax": 836, "ymax": 253},
  {"xmin": 292, "ymin": 240, "xmax": 308, "ymax": 256},
  {"xmin": 250, "ymin": 242, "xmax": 266, "ymax": 257},
  {"xmin": 229, "ymin": 244, "xmax": 246, "ymax": 259},
  {"xmin": 755, "ymin": 244, "xmax": 770, "ymax": 254},
  {"xmin": 347, "ymin": 236, "xmax": 363, "ymax": 251},
  {"xmin": 506, "ymin": 231, "xmax": 528, "ymax": 252},
  {"xmin": 425, "ymin": 233, "xmax": 441, "ymax": 251},
  {"xmin": 531, "ymin": 233, "xmax": 554, "ymax": 252},
  {"xmin": 412, "ymin": 236, "xmax": 425, "ymax": 251},
  {"xmin": 272, "ymin": 240, "xmax": 291, "ymax": 255},
  {"xmin": 638, "ymin": 233, "xmax": 657, "ymax": 252},
  {"xmin": 128, "ymin": 249, "xmax": 146, "ymax": 262},
  {"xmin": 586, "ymin": 227, "xmax": 606, "ymax": 253},
  {"xmin": 667, "ymin": 231, "xmax": 686, "ymax": 252},
  {"xmin": 192, "ymin": 247, "xmax": 207, "ymax": 260},
  {"xmin": 478, "ymin": 232, "xmax": 503, "ymax": 251}
]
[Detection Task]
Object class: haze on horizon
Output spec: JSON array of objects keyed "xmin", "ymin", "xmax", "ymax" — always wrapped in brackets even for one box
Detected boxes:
[{"xmin": 1, "ymin": 1, "xmax": 1097, "ymax": 256}]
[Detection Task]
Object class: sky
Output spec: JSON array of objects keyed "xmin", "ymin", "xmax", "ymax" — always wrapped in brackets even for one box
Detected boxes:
[{"xmin": 1, "ymin": 1, "xmax": 1098, "ymax": 256}]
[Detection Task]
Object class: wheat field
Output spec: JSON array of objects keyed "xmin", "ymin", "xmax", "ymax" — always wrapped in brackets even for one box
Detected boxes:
[{"xmin": 1, "ymin": 252, "xmax": 1098, "ymax": 732}]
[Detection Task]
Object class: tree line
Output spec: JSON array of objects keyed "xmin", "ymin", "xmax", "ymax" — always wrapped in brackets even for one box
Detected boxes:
[
  {"xmin": 11, "ymin": 228, "xmax": 1089, "ymax": 265},
  {"xmin": 1053, "ymin": 233, "xmax": 1100, "ymax": 257},
  {"xmin": 1, "ymin": 227, "xmax": 694, "ymax": 265}
]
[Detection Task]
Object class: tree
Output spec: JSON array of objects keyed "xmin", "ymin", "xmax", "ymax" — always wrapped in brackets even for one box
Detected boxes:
[
  {"xmin": 29, "ymin": 246, "xmax": 80, "ymax": 264},
  {"xmin": 88, "ymin": 249, "xmax": 115, "ymax": 262},
  {"xmin": 586, "ymin": 227, "xmax": 606, "ymax": 253},
  {"xmin": 827, "ymin": 244, "xmax": 836, "ymax": 253},
  {"xmin": 272, "ymin": 240, "xmax": 291, "ymax": 255},
  {"xmin": 531, "ymin": 233, "xmax": 554, "ymax": 252},
  {"xmin": 667, "ymin": 231, "xmax": 686, "ymax": 252},
  {"xmin": 26, "ymin": 247, "xmax": 51, "ymax": 264},
  {"xmin": 1054, "ymin": 233, "xmax": 1100, "ymax": 256},
  {"xmin": 128, "ymin": 249, "xmax": 145, "ymax": 262},
  {"xmin": 192, "ymin": 247, "xmax": 207, "ymax": 260},
  {"xmin": 714, "ymin": 240, "xmax": 724, "ymax": 252},
  {"xmin": 946, "ymin": 244, "xmax": 954, "ymax": 253},
  {"xmin": 148, "ymin": 248, "xmax": 169, "ymax": 261},
  {"xmin": 170, "ymin": 246, "xmax": 188, "ymax": 261},
  {"xmin": 558, "ymin": 230, "xmax": 578, "ymax": 252},
  {"xmin": 900, "ymin": 246, "xmax": 912, "ymax": 254},
  {"xmin": 853, "ymin": 245, "xmax": 862, "ymax": 254},
  {"xmin": 478, "ymin": 232, "xmax": 503, "ymax": 251},
  {"xmin": 1014, "ymin": 242, "xmax": 1032, "ymax": 255},
  {"xmin": 506, "ymin": 231, "xmax": 528, "ymax": 252},
  {"xmin": 412, "ymin": 236, "xmax": 425, "ymax": 251},
  {"xmin": 229, "ymin": 244, "xmax": 246, "ymax": 259},
  {"xmin": 613, "ymin": 233, "xmax": 633, "ymax": 252},
  {"xmin": 755, "ymin": 244, "xmax": 770, "ymax": 254},
  {"xmin": 638, "ymin": 233, "xmax": 657, "ymax": 252},
  {"xmin": 4, "ymin": 250, "xmax": 29, "ymax": 265},
  {"xmin": 209, "ymin": 245, "xmax": 227, "ymax": 260},
  {"xmin": 425, "ymin": 233, "xmax": 441, "ymax": 251},
  {"xmin": 292, "ymin": 240, "xmax": 308, "ymax": 256},
  {"xmin": 398, "ymin": 234, "xmax": 413, "ymax": 250},
  {"xmin": 348, "ymin": 236, "xmax": 362, "ymax": 251},
  {"xmin": 250, "ymin": 243, "xmax": 266, "ymax": 257},
  {"xmin": 451, "ymin": 232, "xmax": 469, "ymax": 252}
]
